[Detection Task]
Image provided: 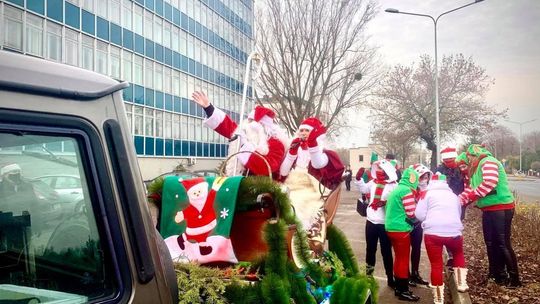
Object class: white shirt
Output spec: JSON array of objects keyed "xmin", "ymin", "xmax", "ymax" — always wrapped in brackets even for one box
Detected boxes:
[
  {"xmin": 415, "ymin": 180, "xmax": 463, "ymax": 237},
  {"xmin": 355, "ymin": 179, "xmax": 397, "ymax": 225}
]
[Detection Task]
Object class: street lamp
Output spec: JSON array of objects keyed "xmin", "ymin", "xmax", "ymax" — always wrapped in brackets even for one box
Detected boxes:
[
  {"xmin": 385, "ymin": 0, "xmax": 485, "ymax": 165},
  {"xmin": 506, "ymin": 118, "xmax": 537, "ymax": 173}
]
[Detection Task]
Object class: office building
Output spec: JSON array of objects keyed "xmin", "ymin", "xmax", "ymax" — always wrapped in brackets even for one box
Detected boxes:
[{"xmin": 0, "ymin": 0, "xmax": 254, "ymax": 179}]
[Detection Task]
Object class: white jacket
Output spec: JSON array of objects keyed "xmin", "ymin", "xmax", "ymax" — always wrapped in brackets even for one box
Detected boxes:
[
  {"xmin": 415, "ymin": 180, "xmax": 463, "ymax": 237},
  {"xmin": 355, "ymin": 179, "xmax": 397, "ymax": 225}
]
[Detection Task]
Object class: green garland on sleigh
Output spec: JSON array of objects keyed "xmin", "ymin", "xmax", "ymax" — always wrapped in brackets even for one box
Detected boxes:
[{"xmin": 148, "ymin": 176, "xmax": 377, "ymax": 303}]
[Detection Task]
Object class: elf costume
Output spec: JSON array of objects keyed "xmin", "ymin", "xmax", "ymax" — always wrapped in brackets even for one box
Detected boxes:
[
  {"xmin": 279, "ymin": 117, "xmax": 345, "ymax": 190},
  {"xmin": 385, "ymin": 167, "xmax": 420, "ymax": 302},
  {"xmin": 355, "ymin": 159, "xmax": 398, "ymax": 288},
  {"xmin": 463, "ymin": 144, "xmax": 521, "ymax": 287},
  {"xmin": 415, "ymin": 174, "xmax": 467, "ymax": 303}
]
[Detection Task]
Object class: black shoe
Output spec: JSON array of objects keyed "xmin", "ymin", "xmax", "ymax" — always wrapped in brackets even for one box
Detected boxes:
[
  {"xmin": 410, "ymin": 273, "xmax": 429, "ymax": 286},
  {"xmin": 395, "ymin": 290, "xmax": 420, "ymax": 302},
  {"xmin": 506, "ymin": 277, "xmax": 522, "ymax": 289}
]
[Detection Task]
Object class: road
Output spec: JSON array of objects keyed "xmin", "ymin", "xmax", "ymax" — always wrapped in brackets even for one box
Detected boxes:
[{"xmin": 508, "ymin": 178, "xmax": 540, "ymax": 202}]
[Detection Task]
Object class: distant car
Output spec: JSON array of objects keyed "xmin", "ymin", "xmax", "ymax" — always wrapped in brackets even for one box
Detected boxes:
[
  {"xmin": 32, "ymin": 175, "xmax": 84, "ymax": 211},
  {"xmin": 143, "ymin": 169, "xmax": 219, "ymax": 188}
]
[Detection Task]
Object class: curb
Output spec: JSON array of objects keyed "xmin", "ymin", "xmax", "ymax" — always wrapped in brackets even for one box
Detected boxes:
[{"xmin": 445, "ymin": 268, "xmax": 472, "ymax": 304}]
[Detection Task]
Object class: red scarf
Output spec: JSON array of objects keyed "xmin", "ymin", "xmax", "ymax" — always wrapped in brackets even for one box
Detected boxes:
[{"xmin": 371, "ymin": 178, "xmax": 387, "ymax": 210}]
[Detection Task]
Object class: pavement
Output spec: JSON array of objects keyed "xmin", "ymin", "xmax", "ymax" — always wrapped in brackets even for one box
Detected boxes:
[{"xmin": 333, "ymin": 184, "xmax": 455, "ymax": 304}]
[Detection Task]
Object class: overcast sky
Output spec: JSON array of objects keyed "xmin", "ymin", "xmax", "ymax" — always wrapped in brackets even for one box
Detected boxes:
[{"xmin": 337, "ymin": 0, "xmax": 540, "ymax": 147}]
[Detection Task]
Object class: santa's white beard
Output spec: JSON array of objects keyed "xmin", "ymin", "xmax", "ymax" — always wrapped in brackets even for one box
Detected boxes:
[
  {"xmin": 296, "ymin": 148, "xmax": 311, "ymax": 168},
  {"xmin": 225, "ymin": 120, "xmax": 268, "ymax": 176}
]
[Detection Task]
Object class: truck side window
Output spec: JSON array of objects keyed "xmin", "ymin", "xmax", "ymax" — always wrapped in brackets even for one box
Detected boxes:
[{"xmin": 0, "ymin": 131, "xmax": 116, "ymax": 302}]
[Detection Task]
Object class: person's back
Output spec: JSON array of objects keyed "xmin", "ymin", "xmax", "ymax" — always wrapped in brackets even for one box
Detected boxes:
[{"xmin": 416, "ymin": 178, "xmax": 463, "ymax": 237}]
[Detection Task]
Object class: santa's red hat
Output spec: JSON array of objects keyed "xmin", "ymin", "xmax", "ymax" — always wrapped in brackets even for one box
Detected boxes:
[
  {"xmin": 248, "ymin": 106, "xmax": 275, "ymax": 128},
  {"xmin": 298, "ymin": 117, "xmax": 324, "ymax": 131},
  {"xmin": 179, "ymin": 177, "xmax": 206, "ymax": 191},
  {"xmin": 441, "ymin": 146, "xmax": 457, "ymax": 160}
]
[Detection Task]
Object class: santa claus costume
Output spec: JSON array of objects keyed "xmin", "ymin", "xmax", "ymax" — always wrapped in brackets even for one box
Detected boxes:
[
  {"xmin": 193, "ymin": 91, "xmax": 288, "ymax": 179},
  {"xmin": 279, "ymin": 117, "xmax": 345, "ymax": 190}
]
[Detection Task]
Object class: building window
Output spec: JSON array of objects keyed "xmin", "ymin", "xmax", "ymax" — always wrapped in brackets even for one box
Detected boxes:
[
  {"xmin": 145, "ymin": 108, "xmax": 155, "ymax": 136},
  {"xmin": 163, "ymin": 67, "xmax": 171, "ymax": 94},
  {"xmin": 195, "ymin": 119, "xmax": 202, "ymax": 141},
  {"xmin": 26, "ymin": 14, "xmax": 44, "ymax": 57},
  {"xmin": 173, "ymin": 114, "xmax": 180, "ymax": 139},
  {"xmin": 110, "ymin": 0, "xmax": 121, "ymax": 25},
  {"xmin": 154, "ymin": 18, "xmax": 162, "ymax": 45},
  {"xmin": 125, "ymin": 103, "xmax": 133, "ymax": 132},
  {"xmin": 144, "ymin": 11, "xmax": 153, "ymax": 40},
  {"xmin": 82, "ymin": 0, "xmax": 94, "ymax": 12},
  {"xmin": 154, "ymin": 65, "xmax": 163, "ymax": 91},
  {"xmin": 122, "ymin": 0, "xmax": 132, "ymax": 30},
  {"xmin": 96, "ymin": 41, "xmax": 108, "ymax": 74},
  {"xmin": 133, "ymin": 55, "xmax": 144, "ymax": 85},
  {"xmin": 163, "ymin": 22, "xmax": 171, "ymax": 49},
  {"xmin": 65, "ymin": 28, "xmax": 79, "ymax": 66},
  {"xmin": 156, "ymin": 111, "xmax": 163, "ymax": 138},
  {"xmin": 46, "ymin": 22, "xmax": 62, "ymax": 61},
  {"xmin": 172, "ymin": 70, "xmax": 180, "ymax": 96},
  {"xmin": 134, "ymin": 105, "xmax": 143, "ymax": 135},
  {"xmin": 122, "ymin": 50, "xmax": 132, "ymax": 82},
  {"xmin": 110, "ymin": 46, "xmax": 121, "ymax": 79},
  {"xmin": 180, "ymin": 114, "xmax": 188, "ymax": 140},
  {"xmin": 96, "ymin": 0, "xmax": 108, "ymax": 18},
  {"xmin": 359, "ymin": 155, "xmax": 364, "ymax": 162},
  {"xmin": 133, "ymin": 4, "xmax": 143, "ymax": 36},
  {"xmin": 179, "ymin": 30, "xmax": 187, "ymax": 55},
  {"xmin": 145, "ymin": 59, "xmax": 154, "ymax": 89},
  {"xmin": 172, "ymin": 27, "xmax": 179, "ymax": 52},
  {"xmin": 164, "ymin": 112, "xmax": 172, "ymax": 138},
  {"xmin": 81, "ymin": 35, "xmax": 94, "ymax": 70},
  {"xmin": 3, "ymin": 6, "xmax": 23, "ymax": 51}
]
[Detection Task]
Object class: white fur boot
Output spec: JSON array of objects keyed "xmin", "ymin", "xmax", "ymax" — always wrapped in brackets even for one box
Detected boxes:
[
  {"xmin": 454, "ymin": 267, "xmax": 469, "ymax": 292},
  {"xmin": 431, "ymin": 284, "xmax": 444, "ymax": 304}
]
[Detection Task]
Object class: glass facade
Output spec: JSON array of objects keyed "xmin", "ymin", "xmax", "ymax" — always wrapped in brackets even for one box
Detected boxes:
[{"xmin": 0, "ymin": 0, "xmax": 254, "ymax": 159}]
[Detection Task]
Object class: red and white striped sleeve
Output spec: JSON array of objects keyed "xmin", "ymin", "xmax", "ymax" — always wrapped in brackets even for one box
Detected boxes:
[
  {"xmin": 203, "ymin": 107, "xmax": 238, "ymax": 139},
  {"xmin": 402, "ymin": 192, "xmax": 416, "ymax": 218},
  {"xmin": 474, "ymin": 161, "xmax": 499, "ymax": 197}
]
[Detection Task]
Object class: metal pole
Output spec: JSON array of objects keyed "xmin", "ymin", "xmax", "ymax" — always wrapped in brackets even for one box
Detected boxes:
[
  {"xmin": 434, "ymin": 19, "xmax": 440, "ymax": 166},
  {"xmin": 519, "ymin": 123, "xmax": 522, "ymax": 172}
]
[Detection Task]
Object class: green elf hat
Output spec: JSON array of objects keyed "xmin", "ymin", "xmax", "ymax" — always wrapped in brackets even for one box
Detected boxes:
[
  {"xmin": 466, "ymin": 144, "xmax": 492, "ymax": 158},
  {"xmin": 456, "ymin": 152, "xmax": 468, "ymax": 165},
  {"xmin": 370, "ymin": 152, "xmax": 378, "ymax": 164}
]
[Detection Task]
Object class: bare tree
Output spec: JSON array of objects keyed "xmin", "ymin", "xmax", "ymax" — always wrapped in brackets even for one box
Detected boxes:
[
  {"xmin": 368, "ymin": 54, "xmax": 506, "ymax": 168},
  {"xmin": 256, "ymin": 0, "xmax": 380, "ymax": 136},
  {"xmin": 481, "ymin": 125, "xmax": 519, "ymax": 159},
  {"xmin": 523, "ymin": 131, "xmax": 540, "ymax": 152},
  {"xmin": 371, "ymin": 127, "xmax": 418, "ymax": 166}
]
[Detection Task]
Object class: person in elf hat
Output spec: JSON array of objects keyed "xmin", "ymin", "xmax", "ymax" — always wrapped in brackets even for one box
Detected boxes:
[
  {"xmin": 355, "ymin": 159, "xmax": 398, "ymax": 288},
  {"xmin": 415, "ymin": 173, "xmax": 468, "ymax": 304},
  {"xmin": 437, "ymin": 147, "xmax": 467, "ymax": 221},
  {"xmin": 407, "ymin": 164, "xmax": 431, "ymax": 287},
  {"xmin": 461, "ymin": 144, "xmax": 521, "ymax": 288},
  {"xmin": 279, "ymin": 117, "xmax": 345, "ymax": 190},
  {"xmin": 192, "ymin": 91, "xmax": 288, "ymax": 180},
  {"xmin": 385, "ymin": 167, "xmax": 421, "ymax": 301}
]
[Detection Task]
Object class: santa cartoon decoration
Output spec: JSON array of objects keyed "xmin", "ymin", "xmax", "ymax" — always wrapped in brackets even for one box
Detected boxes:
[
  {"xmin": 192, "ymin": 91, "xmax": 289, "ymax": 179},
  {"xmin": 279, "ymin": 117, "xmax": 345, "ymax": 189},
  {"xmin": 175, "ymin": 177, "xmax": 216, "ymax": 256}
]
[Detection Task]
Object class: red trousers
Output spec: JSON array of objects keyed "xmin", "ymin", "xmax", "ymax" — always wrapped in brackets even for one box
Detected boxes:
[
  {"xmin": 387, "ymin": 231, "xmax": 410, "ymax": 279},
  {"xmin": 424, "ymin": 234, "xmax": 466, "ymax": 286}
]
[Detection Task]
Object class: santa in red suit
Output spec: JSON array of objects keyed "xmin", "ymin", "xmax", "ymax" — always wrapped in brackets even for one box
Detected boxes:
[
  {"xmin": 175, "ymin": 177, "xmax": 217, "ymax": 256},
  {"xmin": 192, "ymin": 91, "xmax": 288, "ymax": 179},
  {"xmin": 279, "ymin": 117, "xmax": 345, "ymax": 190}
]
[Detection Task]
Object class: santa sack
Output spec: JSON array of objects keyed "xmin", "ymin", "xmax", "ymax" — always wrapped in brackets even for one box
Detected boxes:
[{"xmin": 160, "ymin": 175, "xmax": 243, "ymax": 264}]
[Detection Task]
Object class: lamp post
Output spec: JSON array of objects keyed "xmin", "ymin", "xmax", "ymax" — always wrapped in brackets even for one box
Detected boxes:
[
  {"xmin": 506, "ymin": 119, "xmax": 537, "ymax": 173},
  {"xmin": 385, "ymin": 0, "xmax": 484, "ymax": 165}
]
